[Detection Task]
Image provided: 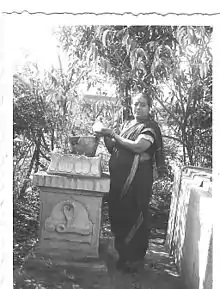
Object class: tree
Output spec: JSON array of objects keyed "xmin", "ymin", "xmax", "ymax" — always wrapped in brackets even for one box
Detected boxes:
[
  {"xmin": 57, "ymin": 25, "xmax": 212, "ymax": 167},
  {"xmin": 154, "ymin": 26, "xmax": 212, "ymax": 167},
  {"xmin": 13, "ymin": 69, "xmax": 54, "ymax": 198},
  {"xmin": 13, "ymin": 55, "xmax": 122, "ymax": 198},
  {"xmin": 57, "ymin": 25, "xmax": 178, "ymax": 119}
]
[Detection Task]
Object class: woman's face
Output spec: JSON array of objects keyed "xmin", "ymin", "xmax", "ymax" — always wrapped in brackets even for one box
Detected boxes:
[{"xmin": 132, "ymin": 94, "xmax": 150, "ymax": 121}]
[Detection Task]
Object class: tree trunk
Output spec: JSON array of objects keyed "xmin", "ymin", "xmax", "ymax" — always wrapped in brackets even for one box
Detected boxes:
[
  {"xmin": 51, "ymin": 128, "xmax": 54, "ymax": 151},
  {"xmin": 122, "ymin": 80, "xmax": 131, "ymax": 121},
  {"xmin": 34, "ymin": 132, "xmax": 41, "ymax": 173},
  {"xmin": 186, "ymin": 142, "xmax": 194, "ymax": 166},
  {"xmin": 19, "ymin": 147, "xmax": 37, "ymax": 199}
]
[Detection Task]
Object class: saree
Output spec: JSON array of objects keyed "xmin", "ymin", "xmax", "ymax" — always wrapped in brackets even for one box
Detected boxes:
[{"xmin": 108, "ymin": 119, "xmax": 165, "ymax": 263}]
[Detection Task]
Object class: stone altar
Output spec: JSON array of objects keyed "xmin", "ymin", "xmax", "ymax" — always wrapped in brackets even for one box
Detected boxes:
[{"xmin": 33, "ymin": 149, "xmax": 110, "ymax": 264}]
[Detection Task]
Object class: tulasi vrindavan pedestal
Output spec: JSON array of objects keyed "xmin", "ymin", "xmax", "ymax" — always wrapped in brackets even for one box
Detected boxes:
[{"xmin": 33, "ymin": 142, "xmax": 110, "ymax": 269}]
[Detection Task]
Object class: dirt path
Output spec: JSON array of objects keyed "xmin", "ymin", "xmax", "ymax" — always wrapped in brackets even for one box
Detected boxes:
[{"xmin": 14, "ymin": 229, "xmax": 183, "ymax": 289}]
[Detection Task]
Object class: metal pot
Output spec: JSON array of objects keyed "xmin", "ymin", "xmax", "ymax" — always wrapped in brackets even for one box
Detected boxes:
[{"xmin": 69, "ymin": 136, "xmax": 99, "ymax": 157}]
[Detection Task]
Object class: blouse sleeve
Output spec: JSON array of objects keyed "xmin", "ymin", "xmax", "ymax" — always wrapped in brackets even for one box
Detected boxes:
[{"xmin": 136, "ymin": 127, "xmax": 156, "ymax": 145}]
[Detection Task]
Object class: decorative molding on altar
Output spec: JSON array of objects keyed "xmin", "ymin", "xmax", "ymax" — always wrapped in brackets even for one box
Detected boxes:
[{"xmin": 33, "ymin": 171, "xmax": 110, "ymax": 194}]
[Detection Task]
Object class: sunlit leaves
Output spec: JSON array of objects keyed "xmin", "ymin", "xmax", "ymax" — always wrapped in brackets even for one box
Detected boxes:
[
  {"xmin": 55, "ymin": 25, "xmax": 212, "ymax": 167},
  {"xmin": 129, "ymin": 48, "xmax": 136, "ymax": 70},
  {"xmin": 99, "ymin": 57, "xmax": 112, "ymax": 74},
  {"xmin": 102, "ymin": 29, "xmax": 109, "ymax": 47},
  {"xmin": 199, "ymin": 62, "xmax": 209, "ymax": 79},
  {"xmin": 150, "ymin": 44, "xmax": 175, "ymax": 81},
  {"xmin": 82, "ymin": 26, "xmax": 179, "ymax": 91},
  {"xmin": 129, "ymin": 47, "xmax": 148, "ymax": 73},
  {"xmin": 176, "ymin": 26, "xmax": 212, "ymax": 79},
  {"xmin": 122, "ymin": 30, "xmax": 129, "ymax": 47}
]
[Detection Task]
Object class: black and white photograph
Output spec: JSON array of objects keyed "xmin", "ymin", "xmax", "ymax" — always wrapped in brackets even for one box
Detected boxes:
[{"xmin": 0, "ymin": 7, "xmax": 219, "ymax": 289}]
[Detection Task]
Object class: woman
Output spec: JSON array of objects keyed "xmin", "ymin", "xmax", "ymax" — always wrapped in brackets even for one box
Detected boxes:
[{"xmin": 95, "ymin": 92, "xmax": 166, "ymax": 273}]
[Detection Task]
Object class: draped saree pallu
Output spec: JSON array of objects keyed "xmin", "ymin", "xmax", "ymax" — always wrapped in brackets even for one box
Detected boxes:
[{"xmin": 108, "ymin": 120, "xmax": 165, "ymax": 265}]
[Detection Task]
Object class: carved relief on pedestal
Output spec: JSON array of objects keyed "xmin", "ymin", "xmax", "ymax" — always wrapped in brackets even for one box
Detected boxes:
[{"xmin": 45, "ymin": 199, "xmax": 93, "ymax": 236}]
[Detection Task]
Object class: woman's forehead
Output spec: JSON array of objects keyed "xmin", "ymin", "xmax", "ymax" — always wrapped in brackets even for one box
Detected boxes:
[{"xmin": 132, "ymin": 95, "xmax": 147, "ymax": 103}]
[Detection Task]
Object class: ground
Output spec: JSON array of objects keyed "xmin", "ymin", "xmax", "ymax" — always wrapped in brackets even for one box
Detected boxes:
[{"xmin": 14, "ymin": 233, "xmax": 183, "ymax": 289}]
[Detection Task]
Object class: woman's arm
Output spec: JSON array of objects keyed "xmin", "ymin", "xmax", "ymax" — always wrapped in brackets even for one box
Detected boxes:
[
  {"xmin": 113, "ymin": 133, "xmax": 151, "ymax": 154},
  {"xmin": 96, "ymin": 128, "xmax": 154, "ymax": 154},
  {"xmin": 97, "ymin": 128, "xmax": 154, "ymax": 154}
]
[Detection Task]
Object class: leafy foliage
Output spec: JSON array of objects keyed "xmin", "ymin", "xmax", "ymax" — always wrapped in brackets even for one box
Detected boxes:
[
  {"xmin": 13, "ymin": 187, "xmax": 40, "ymax": 268},
  {"xmin": 13, "ymin": 25, "xmax": 212, "ymax": 288},
  {"xmin": 13, "ymin": 59, "xmax": 122, "ymax": 198},
  {"xmin": 57, "ymin": 26, "xmax": 179, "ymax": 119},
  {"xmin": 57, "ymin": 25, "xmax": 212, "ymax": 167},
  {"xmin": 155, "ymin": 27, "xmax": 212, "ymax": 166}
]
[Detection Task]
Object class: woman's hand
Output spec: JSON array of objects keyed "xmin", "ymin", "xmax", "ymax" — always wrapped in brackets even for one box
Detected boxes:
[{"xmin": 94, "ymin": 128, "xmax": 113, "ymax": 137}]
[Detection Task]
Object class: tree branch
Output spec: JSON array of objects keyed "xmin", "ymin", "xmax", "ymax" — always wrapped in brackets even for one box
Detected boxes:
[
  {"xmin": 58, "ymin": 54, "xmax": 65, "ymax": 88},
  {"xmin": 144, "ymin": 83, "xmax": 183, "ymax": 128},
  {"xmin": 39, "ymin": 148, "xmax": 51, "ymax": 161},
  {"xmin": 162, "ymin": 135, "xmax": 184, "ymax": 145}
]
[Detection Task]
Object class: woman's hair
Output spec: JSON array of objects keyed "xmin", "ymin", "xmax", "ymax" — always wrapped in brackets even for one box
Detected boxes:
[{"xmin": 131, "ymin": 92, "xmax": 152, "ymax": 108}]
